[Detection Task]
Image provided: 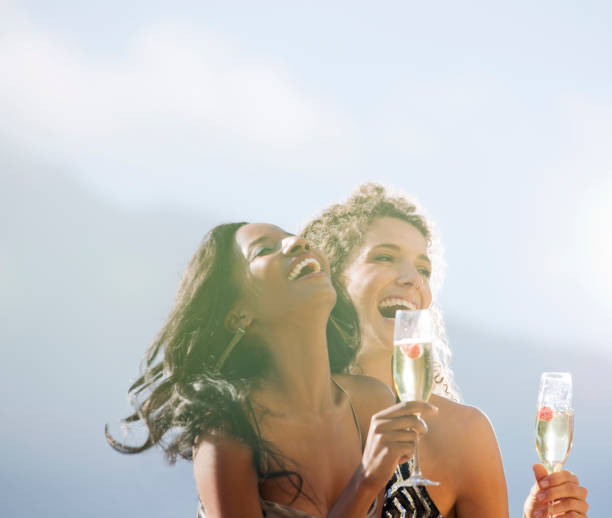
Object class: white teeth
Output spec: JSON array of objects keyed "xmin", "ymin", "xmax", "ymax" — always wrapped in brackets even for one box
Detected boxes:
[
  {"xmin": 378, "ymin": 298, "xmax": 416, "ymax": 310},
  {"xmin": 288, "ymin": 257, "xmax": 321, "ymax": 280}
]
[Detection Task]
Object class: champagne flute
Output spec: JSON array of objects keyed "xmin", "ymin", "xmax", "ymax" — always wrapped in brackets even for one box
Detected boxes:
[
  {"xmin": 391, "ymin": 309, "xmax": 439, "ymax": 487},
  {"xmin": 535, "ymin": 372, "xmax": 574, "ymax": 516}
]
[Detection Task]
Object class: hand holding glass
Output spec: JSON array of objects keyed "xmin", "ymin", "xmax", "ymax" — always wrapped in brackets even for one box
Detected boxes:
[{"xmin": 392, "ymin": 309, "xmax": 439, "ymax": 487}]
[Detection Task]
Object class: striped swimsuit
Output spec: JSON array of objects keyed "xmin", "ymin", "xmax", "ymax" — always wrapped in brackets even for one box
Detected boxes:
[{"xmin": 382, "ymin": 461, "xmax": 442, "ymax": 518}]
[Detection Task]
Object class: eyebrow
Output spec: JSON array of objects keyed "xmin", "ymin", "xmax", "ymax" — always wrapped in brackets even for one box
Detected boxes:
[{"xmin": 369, "ymin": 243, "xmax": 431, "ymax": 265}]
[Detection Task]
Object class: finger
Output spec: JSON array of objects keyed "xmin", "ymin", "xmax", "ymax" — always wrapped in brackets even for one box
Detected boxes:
[
  {"xmin": 526, "ymin": 465, "xmax": 545, "ymax": 504},
  {"xmin": 542, "ymin": 470, "xmax": 579, "ymax": 489},
  {"xmin": 547, "ymin": 497, "xmax": 589, "ymax": 516},
  {"xmin": 532, "ymin": 463, "xmax": 548, "ymax": 486},
  {"xmin": 537, "ymin": 483, "xmax": 588, "ymax": 504},
  {"xmin": 533, "ymin": 465, "xmax": 580, "ymax": 491},
  {"xmin": 397, "ymin": 400, "xmax": 438, "ymax": 415},
  {"xmin": 372, "ymin": 415, "xmax": 428, "ymax": 435},
  {"xmin": 387, "ymin": 440, "xmax": 419, "ymax": 464},
  {"xmin": 366, "ymin": 433, "xmax": 419, "ymax": 465},
  {"xmin": 374, "ymin": 401, "xmax": 438, "ymax": 418},
  {"xmin": 374, "ymin": 429, "xmax": 419, "ymax": 445}
]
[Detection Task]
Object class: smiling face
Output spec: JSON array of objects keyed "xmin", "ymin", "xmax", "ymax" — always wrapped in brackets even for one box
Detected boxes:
[
  {"xmin": 231, "ymin": 223, "xmax": 336, "ymax": 328},
  {"xmin": 341, "ymin": 217, "xmax": 432, "ymax": 357}
]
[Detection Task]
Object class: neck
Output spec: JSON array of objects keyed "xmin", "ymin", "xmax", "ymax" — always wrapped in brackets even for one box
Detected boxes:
[
  {"xmin": 356, "ymin": 346, "xmax": 395, "ymax": 395},
  {"xmin": 253, "ymin": 309, "xmax": 335, "ymax": 415}
]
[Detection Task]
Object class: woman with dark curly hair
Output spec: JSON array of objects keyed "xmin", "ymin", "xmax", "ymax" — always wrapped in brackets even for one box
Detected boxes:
[
  {"xmin": 107, "ymin": 221, "xmax": 436, "ymax": 518},
  {"xmin": 302, "ymin": 184, "xmax": 588, "ymax": 518}
]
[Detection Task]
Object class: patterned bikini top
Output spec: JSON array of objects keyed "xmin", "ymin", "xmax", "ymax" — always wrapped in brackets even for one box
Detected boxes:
[
  {"xmin": 382, "ymin": 461, "xmax": 442, "ymax": 518},
  {"xmin": 197, "ymin": 379, "xmax": 377, "ymax": 518}
]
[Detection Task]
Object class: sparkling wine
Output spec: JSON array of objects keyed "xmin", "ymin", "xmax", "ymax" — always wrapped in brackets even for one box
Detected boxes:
[
  {"xmin": 391, "ymin": 310, "xmax": 439, "ymax": 487},
  {"xmin": 535, "ymin": 409, "xmax": 574, "ymax": 473},
  {"xmin": 393, "ymin": 340, "xmax": 433, "ymax": 402}
]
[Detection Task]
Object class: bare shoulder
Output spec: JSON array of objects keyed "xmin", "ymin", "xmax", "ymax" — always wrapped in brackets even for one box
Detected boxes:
[
  {"xmin": 193, "ymin": 433, "xmax": 254, "ymax": 467},
  {"xmin": 431, "ymin": 394, "xmax": 494, "ymax": 434},
  {"xmin": 428, "ymin": 396, "xmax": 508, "ymax": 517},
  {"xmin": 430, "ymin": 398, "xmax": 506, "ymax": 480},
  {"xmin": 333, "ymin": 373, "xmax": 395, "ymax": 412},
  {"xmin": 333, "ymin": 374, "xmax": 395, "ymax": 435},
  {"xmin": 428, "ymin": 394, "xmax": 500, "ymax": 461},
  {"xmin": 193, "ymin": 434, "xmax": 263, "ymax": 517}
]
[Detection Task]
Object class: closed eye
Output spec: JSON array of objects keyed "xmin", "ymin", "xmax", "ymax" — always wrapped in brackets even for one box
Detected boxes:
[
  {"xmin": 374, "ymin": 254, "xmax": 393, "ymax": 262},
  {"xmin": 255, "ymin": 247, "xmax": 275, "ymax": 257}
]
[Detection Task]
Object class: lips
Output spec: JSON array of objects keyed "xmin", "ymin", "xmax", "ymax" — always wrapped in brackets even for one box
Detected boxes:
[
  {"xmin": 288, "ymin": 256, "xmax": 322, "ymax": 281},
  {"xmin": 377, "ymin": 297, "xmax": 417, "ymax": 318}
]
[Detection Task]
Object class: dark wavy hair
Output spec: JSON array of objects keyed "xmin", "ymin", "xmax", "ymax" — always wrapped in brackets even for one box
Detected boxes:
[{"xmin": 107, "ymin": 222, "xmax": 360, "ymax": 486}]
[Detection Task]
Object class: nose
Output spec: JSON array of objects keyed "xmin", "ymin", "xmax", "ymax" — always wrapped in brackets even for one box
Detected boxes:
[
  {"xmin": 396, "ymin": 264, "xmax": 424, "ymax": 289},
  {"xmin": 281, "ymin": 235, "xmax": 311, "ymax": 256}
]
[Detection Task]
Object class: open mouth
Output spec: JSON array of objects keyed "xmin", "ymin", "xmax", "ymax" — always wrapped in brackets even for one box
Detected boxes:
[
  {"xmin": 288, "ymin": 257, "xmax": 322, "ymax": 280},
  {"xmin": 377, "ymin": 298, "xmax": 417, "ymax": 318}
]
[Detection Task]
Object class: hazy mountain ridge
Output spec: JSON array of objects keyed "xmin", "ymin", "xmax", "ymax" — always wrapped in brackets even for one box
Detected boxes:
[{"xmin": 2, "ymin": 158, "xmax": 209, "ymax": 517}]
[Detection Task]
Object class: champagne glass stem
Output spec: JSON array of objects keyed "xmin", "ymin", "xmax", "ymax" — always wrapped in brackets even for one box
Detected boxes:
[
  {"xmin": 392, "ymin": 310, "xmax": 439, "ymax": 487},
  {"xmin": 410, "ymin": 429, "xmax": 423, "ymax": 478}
]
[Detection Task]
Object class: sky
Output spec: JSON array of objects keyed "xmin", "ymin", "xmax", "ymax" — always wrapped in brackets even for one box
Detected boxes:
[
  {"xmin": 1, "ymin": 1, "xmax": 611, "ymax": 515},
  {"xmin": 2, "ymin": 1, "xmax": 611, "ymax": 357}
]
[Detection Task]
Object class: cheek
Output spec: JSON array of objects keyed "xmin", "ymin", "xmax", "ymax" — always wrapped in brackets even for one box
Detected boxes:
[
  {"xmin": 243, "ymin": 267, "xmax": 284, "ymax": 311},
  {"xmin": 343, "ymin": 275, "xmax": 380, "ymax": 329},
  {"xmin": 422, "ymin": 285, "xmax": 433, "ymax": 307},
  {"xmin": 342, "ymin": 268, "xmax": 369, "ymax": 307}
]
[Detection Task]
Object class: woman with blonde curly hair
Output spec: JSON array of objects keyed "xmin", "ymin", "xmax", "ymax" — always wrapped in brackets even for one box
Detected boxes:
[{"xmin": 302, "ymin": 183, "xmax": 588, "ymax": 518}]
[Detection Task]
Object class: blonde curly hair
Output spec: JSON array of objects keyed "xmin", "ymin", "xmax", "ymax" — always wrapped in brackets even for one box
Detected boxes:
[{"xmin": 301, "ymin": 183, "xmax": 461, "ymax": 402}]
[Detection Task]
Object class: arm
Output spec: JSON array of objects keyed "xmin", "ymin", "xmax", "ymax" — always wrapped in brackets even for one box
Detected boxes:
[
  {"xmin": 523, "ymin": 464, "xmax": 589, "ymax": 517},
  {"xmin": 454, "ymin": 407, "xmax": 509, "ymax": 518},
  {"xmin": 193, "ymin": 435, "xmax": 264, "ymax": 518},
  {"xmin": 329, "ymin": 399, "xmax": 438, "ymax": 518},
  {"xmin": 331, "ymin": 374, "xmax": 437, "ymax": 517}
]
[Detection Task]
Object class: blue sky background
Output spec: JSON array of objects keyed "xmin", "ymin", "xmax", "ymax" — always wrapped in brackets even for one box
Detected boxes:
[{"xmin": 1, "ymin": 1, "xmax": 611, "ymax": 516}]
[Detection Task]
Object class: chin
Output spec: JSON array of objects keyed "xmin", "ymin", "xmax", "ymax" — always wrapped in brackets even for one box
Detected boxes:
[{"xmin": 310, "ymin": 289, "xmax": 337, "ymax": 315}]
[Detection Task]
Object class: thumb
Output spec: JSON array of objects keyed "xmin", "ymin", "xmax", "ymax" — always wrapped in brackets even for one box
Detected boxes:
[{"xmin": 532, "ymin": 463, "xmax": 549, "ymax": 486}]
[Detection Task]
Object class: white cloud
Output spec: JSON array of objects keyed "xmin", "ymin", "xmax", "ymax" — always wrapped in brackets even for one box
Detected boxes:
[
  {"xmin": 525, "ymin": 96, "xmax": 612, "ymax": 350},
  {"xmin": 563, "ymin": 96, "xmax": 612, "ymax": 314},
  {"xmin": 0, "ymin": 14, "xmax": 345, "ymax": 165},
  {"xmin": 578, "ymin": 179, "xmax": 612, "ymax": 310}
]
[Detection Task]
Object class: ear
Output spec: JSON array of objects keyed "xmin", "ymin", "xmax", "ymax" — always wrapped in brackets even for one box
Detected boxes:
[{"xmin": 224, "ymin": 305, "xmax": 253, "ymax": 333}]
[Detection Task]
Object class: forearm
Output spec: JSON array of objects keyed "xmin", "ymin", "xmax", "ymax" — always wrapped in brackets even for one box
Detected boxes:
[{"xmin": 327, "ymin": 466, "xmax": 382, "ymax": 518}]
